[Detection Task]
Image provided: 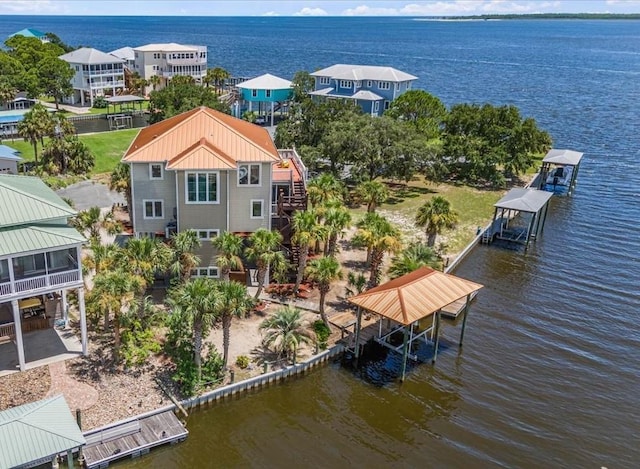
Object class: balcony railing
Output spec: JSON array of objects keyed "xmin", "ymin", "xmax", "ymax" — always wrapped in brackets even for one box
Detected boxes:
[
  {"xmin": 162, "ymin": 70, "xmax": 206, "ymax": 78},
  {"xmin": 90, "ymin": 81, "xmax": 125, "ymax": 89},
  {"xmin": 0, "ymin": 269, "xmax": 82, "ymax": 299},
  {"xmin": 167, "ymin": 57, "xmax": 207, "ymax": 66}
]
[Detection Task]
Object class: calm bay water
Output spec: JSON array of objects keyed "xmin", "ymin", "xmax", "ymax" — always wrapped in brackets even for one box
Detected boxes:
[{"xmin": 1, "ymin": 16, "xmax": 638, "ymax": 467}]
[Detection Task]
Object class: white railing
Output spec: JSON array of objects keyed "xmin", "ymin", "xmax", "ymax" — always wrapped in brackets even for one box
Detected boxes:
[
  {"xmin": 91, "ymin": 81, "xmax": 125, "ymax": 89},
  {"xmin": 0, "ymin": 282, "xmax": 11, "ymax": 296},
  {"xmin": 0, "ymin": 322, "xmax": 15, "ymax": 341},
  {"xmin": 162, "ymin": 70, "xmax": 206, "ymax": 78},
  {"xmin": 167, "ymin": 57, "xmax": 207, "ymax": 65},
  {"xmin": 14, "ymin": 275, "xmax": 47, "ymax": 293},
  {"xmin": 49, "ymin": 270, "xmax": 81, "ymax": 287}
]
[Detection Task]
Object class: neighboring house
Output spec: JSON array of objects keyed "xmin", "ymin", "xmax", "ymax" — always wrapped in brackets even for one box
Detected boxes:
[
  {"xmin": 309, "ymin": 64, "xmax": 417, "ymax": 116},
  {"xmin": 0, "ymin": 175, "xmax": 87, "ymax": 373},
  {"xmin": 0, "ymin": 92, "xmax": 37, "ymax": 112},
  {"xmin": 0, "ymin": 145, "xmax": 21, "ymax": 174},
  {"xmin": 122, "ymin": 106, "xmax": 307, "ymax": 280},
  {"xmin": 9, "ymin": 28, "xmax": 49, "ymax": 43},
  {"xmin": 59, "ymin": 47, "xmax": 126, "ymax": 107},
  {"xmin": 109, "ymin": 46, "xmax": 136, "ymax": 70},
  {"xmin": 132, "ymin": 43, "xmax": 208, "ymax": 93},
  {"xmin": 235, "ymin": 73, "xmax": 293, "ymax": 126}
]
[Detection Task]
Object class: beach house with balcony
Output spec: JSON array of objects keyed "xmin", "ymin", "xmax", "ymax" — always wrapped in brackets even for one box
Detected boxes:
[
  {"xmin": 0, "ymin": 175, "xmax": 87, "ymax": 373},
  {"xmin": 59, "ymin": 47, "xmax": 126, "ymax": 107},
  {"xmin": 132, "ymin": 43, "xmax": 207, "ymax": 93},
  {"xmin": 122, "ymin": 106, "xmax": 307, "ymax": 281},
  {"xmin": 310, "ymin": 64, "xmax": 417, "ymax": 116}
]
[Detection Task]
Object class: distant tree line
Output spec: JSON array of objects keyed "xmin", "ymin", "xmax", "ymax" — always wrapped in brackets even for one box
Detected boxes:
[{"xmin": 275, "ymin": 71, "xmax": 551, "ymax": 187}]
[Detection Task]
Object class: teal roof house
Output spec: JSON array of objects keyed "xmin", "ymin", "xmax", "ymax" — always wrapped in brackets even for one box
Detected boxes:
[
  {"xmin": 0, "ymin": 175, "xmax": 88, "ymax": 373},
  {"xmin": 0, "ymin": 395, "xmax": 85, "ymax": 468},
  {"xmin": 236, "ymin": 74, "xmax": 293, "ymax": 126},
  {"xmin": 310, "ymin": 64, "xmax": 417, "ymax": 116},
  {"xmin": 9, "ymin": 28, "xmax": 49, "ymax": 43},
  {"xmin": 0, "ymin": 145, "xmax": 22, "ymax": 174}
]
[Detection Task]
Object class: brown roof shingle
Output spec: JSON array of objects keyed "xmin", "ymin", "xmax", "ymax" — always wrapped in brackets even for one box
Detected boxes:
[{"xmin": 122, "ymin": 107, "xmax": 280, "ymax": 168}]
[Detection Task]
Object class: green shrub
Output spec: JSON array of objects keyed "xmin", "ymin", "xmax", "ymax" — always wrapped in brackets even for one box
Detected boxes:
[
  {"xmin": 236, "ymin": 355, "xmax": 250, "ymax": 369},
  {"xmin": 313, "ymin": 320, "xmax": 331, "ymax": 350},
  {"xmin": 93, "ymin": 96, "xmax": 108, "ymax": 109}
]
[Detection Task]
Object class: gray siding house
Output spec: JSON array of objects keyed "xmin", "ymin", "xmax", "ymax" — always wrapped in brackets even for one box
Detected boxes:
[{"xmin": 123, "ymin": 106, "xmax": 306, "ymax": 279}]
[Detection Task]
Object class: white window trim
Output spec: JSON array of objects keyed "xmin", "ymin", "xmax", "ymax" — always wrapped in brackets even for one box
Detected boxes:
[
  {"xmin": 378, "ymin": 81, "xmax": 390, "ymax": 90},
  {"xmin": 149, "ymin": 163, "xmax": 163, "ymax": 180},
  {"xmin": 142, "ymin": 199, "xmax": 164, "ymax": 219},
  {"xmin": 339, "ymin": 80, "xmax": 352, "ymax": 89},
  {"xmin": 250, "ymin": 199, "xmax": 264, "ymax": 219},
  {"xmin": 374, "ymin": 102, "xmax": 380, "ymax": 113},
  {"xmin": 367, "ymin": 80, "xmax": 373, "ymax": 87},
  {"xmin": 319, "ymin": 76, "xmax": 330, "ymax": 85},
  {"xmin": 185, "ymin": 172, "xmax": 220, "ymax": 204},
  {"xmin": 237, "ymin": 163, "xmax": 262, "ymax": 187},
  {"xmin": 195, "ymin": 229, "xmax": 220, "ymax": 241},
  {"xmin": 191, "ymin": 266, "xmax": 220, "ymax": 278},
  {"xmin": 265, "ymin": 89, "xmax": 272, "ymax": 98},
  {"xmin": 252, "ymin": 89, "xmax": 257, "ymax": 97}
]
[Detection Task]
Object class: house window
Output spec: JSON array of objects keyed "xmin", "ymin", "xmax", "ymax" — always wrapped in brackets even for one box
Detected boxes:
[
  {"xmin": 143, "ymin": 200, "xmax": 164, "ymax": 219},
  {"xmin": 339, "ymin": 80, "xmax": 353, "ymax": 89},
  {"xmin": 191, "ymin": 266, "xmax": 219, "ymax": 278},
  {"xmin": 186, "ymin": 172, "xmax": 219, "ymax": 203},
  {"xmin": 355, "ymin": 81, "xmax": 361, "ymax": 89},
  {"xmin": 149, "ymin": 163, "xmax": 163, "ymax": 180},
  {"xmin": 252, "ymin": 89, "xmax": 258, "ymax": 97},
  {"xmin": 367, "ymin": 80, "xmax": 373, "ymax": 87},
  {"xmin": 384, "ymin": 100, "xmax": 390, "ymax": 110},
  {"xmin": 265, "ymin": 89, "xmax": 271, "ymax": 98},
  {"xmin": 0, "ymin": 259, "xmax": 10, "ymax": 282},
  {"xmin": 378, "ymin": 81, "xmax": 390, "ymax": 90},
  {"xmin": 319, "ymin": 77, "xmax": 330, "ymax": 85},
  {"xmin": 13, "ymin": 253, "xmax": 45, "ymax": 278},
  {"xmin": 196, "ymin": 229, "xmax": 219, "ymax": 241},
  {"xmin": 238, "ymin": 164, "xmax": 261, "ymax": 186},
  {"xmin": 395, "ymin": 82, "xmax": 401, "ymax": 91},
  {"xmin": 250, "ymin": 200, "xmax": 264, "ymax": 219},
  {"xmin": 374, "ymin": 102, "xmax": 380, "ymax": 113},
  {"xmin": 46, "ymin": 248, "xmax": 78, "ymax": 272}
]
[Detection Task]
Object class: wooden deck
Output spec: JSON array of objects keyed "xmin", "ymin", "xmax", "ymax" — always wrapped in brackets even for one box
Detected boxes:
[
  {"xmin": 83, "ymin": 410, "xmax": 188, "ymax": 468},
  {"xmin": 440, "ymin": 291, "xmax": 477, "ymax": 319},
  {"xmin": 340, "ymin": 320, "xmax": 394, "ymax": 350}
]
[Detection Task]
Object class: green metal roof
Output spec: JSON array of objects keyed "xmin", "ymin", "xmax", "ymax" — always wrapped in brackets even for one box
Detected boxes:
[
  {"xmin": 0, "ymin": 224, "xmax": 85, "ymax": 257},
  {"xmin": 0, "ymin": 175, "xmax": 76, "ymax": 228},
  {"xmin": 0, "ymin": 395, "xmax": 85, "ymax": 469}
]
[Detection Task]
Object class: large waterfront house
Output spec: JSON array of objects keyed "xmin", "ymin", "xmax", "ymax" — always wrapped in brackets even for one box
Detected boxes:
[
  {"xmin": 122, "ymin": 106, "xmax": 307, "ymax": 281},
  {"xmin": 0, "ymin": 175, "xmax": 87, "ymax": 374},
  {"xmin": 59, "ymin": 47, "xmax": 126, "ymax": 107},
  {"xmin": 309, "ymin": 64, "xmax": 417, "ymax": 116},
  {"xmin": 109, "ymin": 46, "xmax": 136, "ymax": 70},
  {"xmin": 132, "ymin": 43, "xmax": 208, "ymax": 93}
]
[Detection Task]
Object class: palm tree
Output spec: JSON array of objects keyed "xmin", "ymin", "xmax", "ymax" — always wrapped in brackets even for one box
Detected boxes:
[
  {"xmin": 73, "ymin": 206, "xmax": 121, "ymax": 245},
  {"xmin": 83, "ymin": 241, "xmax": 119, "ymax": 284},
  {"xmin": 168, "ymin": 278, "xmax": 221, "ymax": 380},
  {"xmin": 0, "ymin": 80, "xmax": 17, "ymax": 108},
  {"xmin": 212, "ymin": 231, "xmax": 244, "ymax": 282},
  {"xmin": 148, "ymin": 74, "xmax": 161, "ymax": 92},
  {"xmin": 352, "ymin": 212, "xmax": 402, "ymax": 288},
  {"xmin": 307, "ymin": 173, "xmax": 345, "ymax": 208},
  {"xmin": 215, "ymin": 281, "xmax": 253, "ymax": 368},
  {"xmin": 208, "ymin": 67, "xmax": 230, "ymax": 93},
  {"xmin": 169, "ymin": 230, "xmax": 201, "ymax": 284},
  {"xmin": 245, "ymin": 228, "xmax": 286, "ymax": 299},
  {"xmin": 260, "ymin": 305, "xmax": 313, "ymax": 363},
  {"xmin": 119, "ymin": 236, "xmax": 173, "ymax": 286},
  {"xmin": 109, "ymin": 163, "xmax": 132, "ymax": 211},
  {"xmin": 323, "ymin": 201, "xmax": 352, "ymax": 256},
  {"xmin": 305, "ymin": 256, "xmax": 342, "ymax": 329},
  {"xmin": 388, "ymin": 243, "xmax": 442, "ymax": 279},
  {"xmin": 291, "ymin": 209, "xmax": 326, "ymax": 294},
  {"xmin": 415, "ymin": 196, "xmax": 459, "ymax": 247},
  {"xmin": 355, "ymin": 180, "xmax": 389, "ymax": 213},
  {"xmin": 17, "ymin": 104, "xmax": 52, "ymax": 163},
  {"xmin": 92, "ymin": 269, "xmax": 143, "ymax": 361}
]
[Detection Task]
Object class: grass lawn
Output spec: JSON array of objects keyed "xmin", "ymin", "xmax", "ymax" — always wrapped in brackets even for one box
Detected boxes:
[
  {"xmin": 350, "ymin": 178, "xmax": 506, "ymax": 255},
  {"xmin": 3, "ymin": 128, "xmax": 138, "ymax": 175}
]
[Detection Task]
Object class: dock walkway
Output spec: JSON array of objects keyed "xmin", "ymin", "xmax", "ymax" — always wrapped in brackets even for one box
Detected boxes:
[{"xmin": 83, "ymin": 409, "xmax": 187, "ymax": 468}]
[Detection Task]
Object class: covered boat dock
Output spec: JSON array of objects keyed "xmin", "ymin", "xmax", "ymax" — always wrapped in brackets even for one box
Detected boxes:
[
  {"xmin": 538, "ymin": 148, "xmax": 584, "ymax": 195},
  {"xmin": 485, "ymin": 188, "xmax": 553, "ymax": 250},
  {"xmin": 105, "ymin": 95, "xmax": 147, "ymax": 130},
  {"xmin": 346, "ymin": 267, "xmax": 483, "ymax": 381}
]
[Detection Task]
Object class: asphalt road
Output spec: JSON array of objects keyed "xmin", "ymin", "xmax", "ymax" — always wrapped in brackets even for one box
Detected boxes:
[{"xmin": 57, "ymin": 180, "xmax": 125, "ymax": 211}]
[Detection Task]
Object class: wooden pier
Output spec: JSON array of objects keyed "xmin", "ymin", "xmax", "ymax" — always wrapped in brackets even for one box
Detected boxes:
[
  {"xmin": 82, "ymin": 409, "xmax": 187, "ymax": 468},
  {"xmin": 441, "ymin": 291, "xmax": 478, "ymax": 319}
]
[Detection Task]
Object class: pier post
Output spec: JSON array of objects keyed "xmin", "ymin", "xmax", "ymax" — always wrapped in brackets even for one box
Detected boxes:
[
  {"xmin": 353, "ymin": 307, "xmax": 363, "ymax": 368},
  {"xmin": 459, "ymin": 295, "xmax": 471, "ymax": 347},
  {"xmin": 400, "ymin": 326, "xmax": 409, "ymax": 382},
  {"xmin": 432, "ymin": 311, "xmax": 441, "ymax": 364}
]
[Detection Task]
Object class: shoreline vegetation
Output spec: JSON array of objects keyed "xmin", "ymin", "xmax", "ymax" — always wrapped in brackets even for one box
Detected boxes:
[{"xmin": 431, "ymin": 13, "xmax": 640, "ymax": 20}]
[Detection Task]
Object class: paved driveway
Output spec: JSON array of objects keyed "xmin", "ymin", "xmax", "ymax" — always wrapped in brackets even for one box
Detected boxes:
[{"xmin": 57, "ymin": 180, "xmax": 125, "ymax": 211}]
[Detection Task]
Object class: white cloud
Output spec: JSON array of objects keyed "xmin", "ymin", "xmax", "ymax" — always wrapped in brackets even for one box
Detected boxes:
[
  {"xmin": 293, "ymin": 7, "xmax": 328, "ymax": 16},
  {"xmin": 0, "ymin": 0, "xmax": 62, "ymax": 14},
  {"xmin": 342, "ymin": 5, "xmax": 400, "ymax": 16},
  {"xmin": 262, "ymin": 11, "xmax": 280, "ymax": 16},
  {"xmin": 400, "ymin": 1, "xmax": 480, "ymax": 15}
]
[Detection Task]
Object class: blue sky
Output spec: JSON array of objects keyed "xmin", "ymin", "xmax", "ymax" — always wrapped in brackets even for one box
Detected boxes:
[{"xmin": 1, "ymin": 1, "xmax": 639, "ymax": 16}]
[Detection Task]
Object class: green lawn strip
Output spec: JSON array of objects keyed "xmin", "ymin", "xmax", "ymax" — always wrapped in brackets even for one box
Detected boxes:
[
  {"xmin": 349, "ymin": 179, "xmax": 505, "ymax": 255},
  {"xmin": 4, "ymin": 128, "xmax": 138, "ymax": 175}
]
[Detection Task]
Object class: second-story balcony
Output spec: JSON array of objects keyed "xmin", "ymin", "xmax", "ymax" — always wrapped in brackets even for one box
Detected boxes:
[
  {"xmin": 0, "ymin": 247, "xmax": 83, "ymax": 302},
  {"xmin": 162, "ymin": 70, "xmax": 207, "ymax": 79},
  {"xmin": 167, "ymin": 56, "xmax": 207, "ymax": 66}
]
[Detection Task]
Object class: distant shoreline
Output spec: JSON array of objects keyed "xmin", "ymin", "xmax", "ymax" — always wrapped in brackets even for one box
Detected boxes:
[{"xmin": 428, "ymin": 13, "xmax": 640, "ymax": 21}]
